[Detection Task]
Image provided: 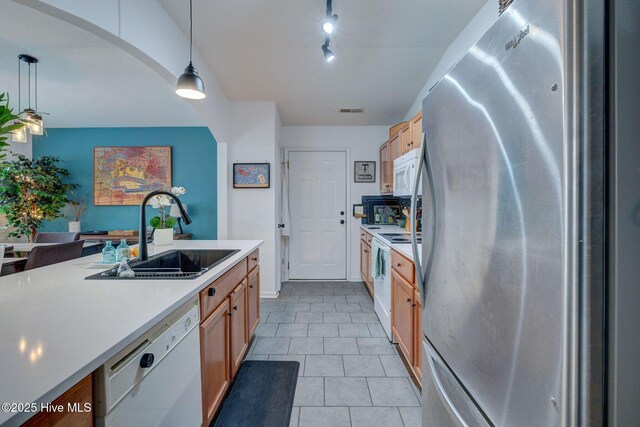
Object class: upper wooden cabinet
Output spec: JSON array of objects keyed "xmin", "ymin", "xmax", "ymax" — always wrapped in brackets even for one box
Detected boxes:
[
  {"xmin": 401, "ymin": 123, "xmax": 412, "ymax": 155},
  {"xmin": 380, "ymin": 112, "xmax": 422, "ymax": 194},
  {"xmin": 409, "ymin": 112, "xmax": 423, "ymax": 150},
  {"xmin": 379, "ymin": 142, "xmax": 391, "ymax": 194}
]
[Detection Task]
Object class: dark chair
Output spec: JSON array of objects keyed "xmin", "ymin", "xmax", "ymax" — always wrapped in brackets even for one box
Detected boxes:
[
  {"xmin": 24, "ymin": 240, "xmax": 85, "ymax": 271},
  {"xmin": 34, "ymin": 232, "xmax": 81, "ymax": 243}
]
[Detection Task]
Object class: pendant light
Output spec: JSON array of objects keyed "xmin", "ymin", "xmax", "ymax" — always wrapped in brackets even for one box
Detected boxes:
[
  {"xmin": 12, "ymin": 54, "xmax": 45, "ymax": 142},
  {"xmin": 176, "ymin": 0, "xmax": 206, "ymax": 99}
]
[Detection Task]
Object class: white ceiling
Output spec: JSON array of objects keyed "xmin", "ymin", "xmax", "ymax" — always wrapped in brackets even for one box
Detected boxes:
[
  {"xmin": 0, "ymin": 0, "xmax": 204, "ymax": 128},
  {"xmin": 158, "ymin": 0, "xmax": 487, "ymax": 126}
]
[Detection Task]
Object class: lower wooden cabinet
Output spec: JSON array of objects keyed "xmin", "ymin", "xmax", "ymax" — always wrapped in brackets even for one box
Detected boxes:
[
  {"xmin": 230, "ymin": 279, "xmax": 249, "ymax": 378},
  {"xmin": 247, "ymin": 266, "xmax": 260, "ymax": 338},
  {"xmin": 22, "ymin": 375, "xmax": 93, "ymax": 427},
  {"xmin": 414, "ymin": 288, "xmax": 422, "ymax": 380},
  {"xmin": 391, "ymin": 250, "xmax": 422, "ymax": 387},
  {"xmin": 360, "ymin": 238, "xmax": 373, "ymax": 297},
  {"xmin": 200, "ymin": 299, "xmax": 231, "ymax": 425},
  {"xmin": 391, "ymin": 269, "xmax": 415, "ymax": 365},
  {"xmin": 200, "ymin": 251, "xmax": 260, "ymax": 425}
]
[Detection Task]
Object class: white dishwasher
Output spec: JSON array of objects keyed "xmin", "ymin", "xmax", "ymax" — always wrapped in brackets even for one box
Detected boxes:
[{"xmin": 95, "ymin": 298, "xmax": 202, "ymax": 427}]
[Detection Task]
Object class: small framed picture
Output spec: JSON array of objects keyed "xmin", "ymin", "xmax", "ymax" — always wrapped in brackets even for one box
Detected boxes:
[
  {"xmin": 233, "ymin": 163, "xmax": 271, "ymax": 188},
  {"xmin": 354, "ymin": 161, "xmax": 376, "ymax": 183}
]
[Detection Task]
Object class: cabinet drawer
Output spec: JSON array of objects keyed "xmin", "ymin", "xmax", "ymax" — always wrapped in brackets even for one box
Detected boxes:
[
  {"xmin": 248, "ymin": 249, "xmax": 259, "ymax": 273},
  {"xmin": 360, "ymin": 230, "xmax": 367, "ymax": 242},
  {"xmin": 200, "ymin": 258, "xmax": 248, "ymax": 321},
  {"xmin": 391, "ymin": 250, "xmax": 415, "ymax": 285}
]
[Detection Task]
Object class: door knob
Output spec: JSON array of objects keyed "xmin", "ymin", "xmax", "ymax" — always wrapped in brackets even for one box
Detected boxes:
[
  {"xmin": 340, "ymin": 211, "xmax": 345, "ymax": 216},
  {"xmin": 340, "ymin": 220, "xmax": 345, "ymax": 224}
]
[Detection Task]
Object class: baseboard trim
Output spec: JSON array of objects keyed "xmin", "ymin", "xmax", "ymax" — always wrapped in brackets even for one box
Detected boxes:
[{"xmin": 260, "ymin": 291, "xmax": 279, "ymax": 299}]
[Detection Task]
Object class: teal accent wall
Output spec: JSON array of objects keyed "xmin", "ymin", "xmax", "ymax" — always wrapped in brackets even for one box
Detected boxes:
[{"xmin": 32, "ymin": 127, "xmax": 217, "ymax": 239}]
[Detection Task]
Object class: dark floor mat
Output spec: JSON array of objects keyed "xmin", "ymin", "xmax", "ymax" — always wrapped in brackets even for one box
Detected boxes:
[{"xmin": 212, "ymin": 360, "xmax": 300, "ymax": 427}]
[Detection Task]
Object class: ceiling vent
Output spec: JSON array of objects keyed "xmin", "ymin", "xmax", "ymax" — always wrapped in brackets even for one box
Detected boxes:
[{"xmin": 339, "ymin": 108, "xmax": 364, "ymax": 113}]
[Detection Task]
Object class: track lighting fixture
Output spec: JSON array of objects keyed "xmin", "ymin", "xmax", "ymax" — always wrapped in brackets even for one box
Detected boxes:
[
  {"xmin": 323, "ymin": 0, "xmax": 338, "ymax": 34},
  {"xmin": 176, "ymin": 0, "xmax": 206, "ymax": 99},
  {"xmin": 322, "ymin": 38, "xmax": 335, "ymax": 62}
]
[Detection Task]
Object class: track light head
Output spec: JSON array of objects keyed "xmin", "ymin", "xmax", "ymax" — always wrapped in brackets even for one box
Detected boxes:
[
  {"xmin": 323, "ymin": 14, "xmax": 338, "ymax": 34},
  {"xmin": 322, "ymin": 42, "xmax": 335, "ymax": 62}
]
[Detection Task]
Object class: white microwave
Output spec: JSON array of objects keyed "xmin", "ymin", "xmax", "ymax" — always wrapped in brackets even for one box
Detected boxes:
[{"xmin": 393, "ymin": 148, "xmax": 422, "ymax": 197}]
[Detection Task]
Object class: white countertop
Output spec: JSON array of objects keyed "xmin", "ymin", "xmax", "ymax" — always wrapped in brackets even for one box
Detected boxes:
[
  {"xmin": 0, "ymin": 240, "xmax": 262, "ymax": 425},
  {"xmin": 360, "ymin": 224, "xmax": 422, "ymax": 262}
]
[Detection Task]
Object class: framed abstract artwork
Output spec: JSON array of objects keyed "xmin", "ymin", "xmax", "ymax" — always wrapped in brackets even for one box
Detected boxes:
[
  {"xmin": 233, "ymin": 163, "xmax": 270, "ymax": 189},
  {"xmin": 94, "ymin": 146, "xmax": 172, "ymax": 205}
]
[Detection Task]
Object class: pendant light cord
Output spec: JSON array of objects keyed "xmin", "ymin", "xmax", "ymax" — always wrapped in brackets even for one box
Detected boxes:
[{"xmin": 189, "ymin": 0, "xmax": 193, "ymax": 64}]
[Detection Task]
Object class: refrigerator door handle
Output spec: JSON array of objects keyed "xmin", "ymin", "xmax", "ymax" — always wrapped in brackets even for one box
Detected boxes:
[
  {"xmin": 411, "ymin": 132, "xmax": 435, "ymax": 304},
  {"xmin": 426, "ymin": 345, "xmax": 471, "ymax": 427}
]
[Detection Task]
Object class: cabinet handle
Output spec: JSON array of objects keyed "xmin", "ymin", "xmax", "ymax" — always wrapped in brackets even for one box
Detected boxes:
[
  {"xmin": 233, "ymin": 305, "xmax": 238, "ymax": 311},
  {"xmin": 364, "ymin": 249, "xmax": 368, "ymax": 253},
  {"xmin": 252, "ymin": 257, "xmax": 258, "ymax": 261},
  {"xmin": 250, "ymin": 284, "xmax": 254, "ymax": 288},
  {"xmin": 208, "ymin": 288, "xmax": 216, "ymax": 297},
  {"xmin": 397, "ymin": 263, "xmax": 402, "ymax": 268},
  {"xmin": 407, "ymin": 298, "xmax": 411, "ymax": 303},
  {"xmin": 412, "ymin": 303, "xmax": 417, "ymax": 308},
  {"xmin": 228, "ymin": 312, "xmax": 233, "ymax": 317}
]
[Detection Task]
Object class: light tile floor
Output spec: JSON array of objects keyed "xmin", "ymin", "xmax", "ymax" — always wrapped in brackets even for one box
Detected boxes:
[{"xmin": 245, "ymin": 281, "xmax": 422, "ymax": 427}]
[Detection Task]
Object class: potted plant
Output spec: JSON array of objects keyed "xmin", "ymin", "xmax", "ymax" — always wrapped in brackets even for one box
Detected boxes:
[
  {"xmin": 0, "ymin": 154, "xmax": 78, "ymax": 242},
  {"xmin": 68, "ymin": 194, "xmax": 87, "ymax": 233},
  {"xmin": 0, "ymin": 92, "xmax": 27, "ymax": 163},
  {"xmin": 149, "ymin": 186, "xmax": 187, "ymax": 245}
]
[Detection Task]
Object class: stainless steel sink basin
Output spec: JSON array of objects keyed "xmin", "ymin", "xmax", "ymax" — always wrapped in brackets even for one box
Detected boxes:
[{"xmin": 85, "ymin": 249, "xmax": 240, "ymax": 280}]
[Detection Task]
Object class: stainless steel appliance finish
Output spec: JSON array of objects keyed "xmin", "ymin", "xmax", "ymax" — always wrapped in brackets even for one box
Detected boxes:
[{"xmin": 412, "ymin": 0, "xmax": 609, "ymax": 424}]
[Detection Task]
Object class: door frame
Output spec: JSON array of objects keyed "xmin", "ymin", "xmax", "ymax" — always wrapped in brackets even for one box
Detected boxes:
[{"xmin": 283, "ymin": 146, "xmax": 350, "ymax": 282}]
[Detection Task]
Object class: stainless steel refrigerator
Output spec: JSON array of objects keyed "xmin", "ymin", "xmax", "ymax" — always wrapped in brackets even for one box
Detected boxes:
[{"xmin": 409, "ymin": 0, "xmax": 640, "ymax": 424}]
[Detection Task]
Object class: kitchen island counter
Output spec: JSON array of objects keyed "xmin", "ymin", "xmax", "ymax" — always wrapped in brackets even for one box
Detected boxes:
[{"xmin": 0, "ymin": 239, "xmax": 262, "ymax": 426}]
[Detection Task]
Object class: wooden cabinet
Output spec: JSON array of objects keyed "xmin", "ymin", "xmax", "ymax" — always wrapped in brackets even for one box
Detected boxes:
[
  {"xmin": 392, "ymin": 269, "xmax": 415, "ymax": 365},
  {"xmin": 230, "ymin": 279, "xmax": 249, "ymax": 378},
  {"xmin": 389, "ymin": 132, "xmax": 402, "ymax": 162},
  {"xmin": 360, "ymin": 238, "xmax": 373, "ymax": 297},
  {"xmin": 392, "ymin": 250, "xmax": 415, "ymax": 284},
  {"xmin": 22, "ymin": 375, "xmax": 93, "ymax": 427},
  {"xmin": 200, "ymin": 299, "xmax": 231, "ymax": 426},
  {"xmin": 247, "ymin": 265, "xmax": 260, "ymax": 338},
  {"xmin": 379, "ymin": 142, "xmax": 391, "ymax": 194},
  {"xmin": 389, "ymin": 121, "xmax": 408, "ymax": 137},
  {"xmin": 200, "ymin": 251, "xmax": 260, "ymax": 425},
  {"xmin": 391, "ymin": 249, "xmax": 422, "ymax": 387},
  {"xmin": 409, "ymin": 112, "xmax": 423, "ymax": 150},
  {"xmin": 400, "ymin": 123, "xmax": 412, "ymax": 155},
  {"xmin": 414, "ymin": 288, "xmax": 422, "ymax": 380}
]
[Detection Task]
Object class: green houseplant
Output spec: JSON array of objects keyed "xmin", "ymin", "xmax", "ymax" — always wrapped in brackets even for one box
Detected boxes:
[
  {"xmin": 149, "ymin": 186, "xmax": 186, "ymax": 245},
  {"xmin": 0, "ymin": 154, "xmax": 78, "ymax": 242},
  {"xmin": 0, "ymin": 92, "xmax": 26, "ymax": 162}
]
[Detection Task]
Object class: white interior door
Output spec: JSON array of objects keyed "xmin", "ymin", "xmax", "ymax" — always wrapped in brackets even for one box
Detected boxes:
[{"xmin": 288, "ymin": 151, "xmax": 347, "ymax": 280}]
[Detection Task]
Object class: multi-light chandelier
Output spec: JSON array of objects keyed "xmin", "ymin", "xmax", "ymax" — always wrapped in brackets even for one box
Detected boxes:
[
  {"xmin": 12, "ymin": 54, "xmax": 45, "ymax": 143},
  {"xmin": 321, "ymin": 0, "xmax": 337, "ymax": 62}
]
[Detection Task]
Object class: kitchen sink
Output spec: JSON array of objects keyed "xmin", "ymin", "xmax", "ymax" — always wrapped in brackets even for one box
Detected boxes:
[{"xmin": 85, "ymin": 249, "xmax": 240, "ymax": 280}]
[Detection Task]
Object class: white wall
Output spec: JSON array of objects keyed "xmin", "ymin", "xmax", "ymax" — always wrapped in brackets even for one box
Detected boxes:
[
  {"xmin": 281, "ymin": 126, "xmax": 388, "ymax": 282},
  {"xmin": 228, "ymin": 102, "xmax": 280, "ymax": 297},
  {"xmin": 404, "ymin": 0, "xmax": 499, "ymax": 120}
]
